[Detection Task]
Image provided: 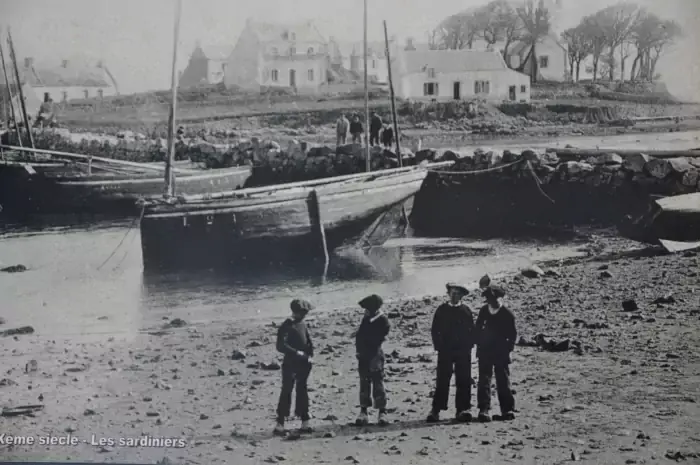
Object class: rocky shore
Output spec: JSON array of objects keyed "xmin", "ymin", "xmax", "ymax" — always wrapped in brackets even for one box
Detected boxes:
[{"xmin": 1, "ymin": 235, "xmax": 698, "ymax": 464}]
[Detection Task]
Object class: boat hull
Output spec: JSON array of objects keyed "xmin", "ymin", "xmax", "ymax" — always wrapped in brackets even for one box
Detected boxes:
[
  {"xmin": 139, "ymin": 168, "xmax": 429, "ymax": 271},
  {"xmin": 0, "ymin": 164, "xmax": 252, "ymax": 220}
]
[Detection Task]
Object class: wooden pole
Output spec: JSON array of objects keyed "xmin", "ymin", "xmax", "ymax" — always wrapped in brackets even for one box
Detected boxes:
[
  {"xmin": 7, "ymin": 28, "xmax": 34, "ymax": 149},
  {"xmin": 363, "ymin": 0, "xmax": 370, "ymax": 172},
  {"xmin": 164, "ymin": 0, "xmax": 183, "ymax": 198},
  {"xmin": 382, "ymin": 20, "xmax": 401, "ymax": 168},
  {"xmin": 307, "ymin": 190, "xmax": 330, "ymax": 271},
  {"xmin": 0, "ymin": 33, "xmax": 22, "ymax": 148}
]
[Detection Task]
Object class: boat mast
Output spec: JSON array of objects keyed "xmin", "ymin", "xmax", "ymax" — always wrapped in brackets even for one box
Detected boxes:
[
  {"xmin": 363, "ymin": 0, "xmax": 370, "ymax": 172},
  {"xmin": 6, "ymin": 28, "xmax": 33, "ymax": 149},
  {"xmin": 164, "ymin": 0, "xmax": 183, "ymax": 198},
  {"xmin": 0, "ymin": 29, "xmax": 22, "ymax": 148},
  {"xmin": 382, "ymin": 20, "xmax": 401, "ymax": 168}
]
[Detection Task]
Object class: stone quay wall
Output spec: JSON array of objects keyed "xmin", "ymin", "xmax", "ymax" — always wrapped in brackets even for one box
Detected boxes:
[{"xmin": 410, "ymin": 148, "xmax": 700, "ymax": 237}]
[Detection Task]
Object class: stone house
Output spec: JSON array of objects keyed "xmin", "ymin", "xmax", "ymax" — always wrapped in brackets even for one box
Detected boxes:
[
  {"xmin": 179, "ymin": 43, "xmax": 233, "ymax": 88},
  {"xmin": 224, "ymin": 19, "xmax": 330, "ymax": 92},
  {"xmin": 508, "ymin": 33, "xmax": 568, "ymax": 82},
  {"xmin": 327, "ymin": 38, "xmax": 400, "ymax": 84},
  {"xmin": 392, "ymin": 48, "xmax": 531, "ymax": 102}
]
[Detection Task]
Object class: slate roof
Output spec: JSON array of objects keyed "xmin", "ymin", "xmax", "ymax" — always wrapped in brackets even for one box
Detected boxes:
[
  {"xmin": 247, "ymin": 19, "xmax": 326, "ymax": 44},
  {"xmin": 0, "ymin": 62, "xmax": 118, "ymax": 88},
  {"xmin": 331, "ymin": 40, "xmax": 396, "ymax": 59},
  {"xmin": 401, "ymin": 49, "xmax": 508, "ymax": 74}
]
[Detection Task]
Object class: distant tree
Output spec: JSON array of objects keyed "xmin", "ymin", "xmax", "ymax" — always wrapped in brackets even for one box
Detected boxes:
[
  {"xmin": 592, "ymin": 3, "xmax": 640, "ymax": 81},
  {"xmin": 579, "ymin": 14, "xmax": 608, "ymax": 82},
  {"xmin": 561, "ymin": 25, "xmax": 593, "ymax": 82},
  {"xmin": 433, "ymin": 10, "xmax": 480, "ymax": 50},
  {"xmin": 516, "ymin": 0, "xmax": 552, "ymax": 83},
  {"xmin": 473, "ymin": 0, "xmax": 525, "ymax": 65},
  {"xmin": 630, "ymin": 11, "xmax": 682, "ymax": 81}
]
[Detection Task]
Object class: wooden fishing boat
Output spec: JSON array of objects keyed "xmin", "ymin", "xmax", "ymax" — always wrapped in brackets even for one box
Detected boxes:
[
  {"xmin": 0, "ymin": 154, "xmax": 251, "ymax": 217},
  {"xmin": 618, "ymin": 192, "xmax": 700, "ymax": 244},
  {"xmin": 139, "ymin": 162, "xmax": 449, "ymax": 271}
]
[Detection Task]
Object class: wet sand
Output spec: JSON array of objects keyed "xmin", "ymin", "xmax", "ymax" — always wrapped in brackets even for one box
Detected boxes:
[{"xmin": 1, "ymin": 236, "xmax": 699, "ymax": 464}]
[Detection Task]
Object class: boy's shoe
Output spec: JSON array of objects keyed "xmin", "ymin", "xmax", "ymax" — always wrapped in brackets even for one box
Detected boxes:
[
  {"xmin": 477, "ymin": 410, "xmax": 491, "ymax": 423},
  {"xmin": 377, "ymin": 411, "xmax": 388, "ymax": 426},
  {"xmin": 273, "ymin": 422, "xmax": 286, "ymax": 436},
  {"xmin": 299, "ymin": 420, "xmax": 313, "ymax": 433},
  {"xmin": 426, "ymin": 410, "xmax": 440, "ymax": 423},
  {"xmin": 355, "ymin": 411, "xmax": 369, "ymax": 426},
  {"xmin": 500, "ymin": 411, "xmax": 516, "ymax": 421},
  {"xmin": 456, "ymin": 410, "xmax": 472, "ymax": 423}
]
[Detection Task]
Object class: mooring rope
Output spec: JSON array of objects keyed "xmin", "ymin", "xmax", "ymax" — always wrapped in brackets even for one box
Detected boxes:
[
  {"xmin": 525, "ymin": 160, "xmax": 556, "ymax": 204},
  {"xmin": 97, "ymin": 205, "xmax": 146, "ymax": 271},
  {"xmin": 426, "ymin": 158, "xmax": 525, "ymax": 175}
]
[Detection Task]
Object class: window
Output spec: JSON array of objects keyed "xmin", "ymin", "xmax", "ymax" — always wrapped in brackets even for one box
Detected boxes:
[
  {"xmin": 423, "ymin": 82, "xmax": 438, "ymax": 96},
  {"xmin": 539, "ymin": 56, "xmax": 549, "ymax": 69},
  {"xmin": 307, "ymin": 69, "xmax": 314, "ymax": 81},
  {"xmin": 427, "ymin": 67, "xmax": 436, "ymax": 78},
  {"xmin": 98, "ymin": 89, "xmax": 104, "ymax": 98},
  {"xmin": 62, "ymin": 91, "xmax": 68, "ymax": 102},
  {"xmin": 307, "ymin": 47, "xmax": 314, "ymax": 56},
  {"xmin": 271, "ymin": 69, "xmax": 279, "ymax": 82},
  {"xmin": 83, "ymin": 89, "xmax": 89, "ymax": 98},
  {"xmin": 474, "ymin": 80, "xmax": 490, "ymax": 94},
  {"xmin": 270, "ymin": 47, "xmax": 278, "ymax": 55},
  {"xmin": 289, "ymin": 47, "xmax": 296, "ymax": 56},
  {"xmin": 521, "ymin": 85, "xmax": 527, "ymax": 93},
  {"xmin": 372, "ymin": 60, "xmax": 377, "ymax": 69}
]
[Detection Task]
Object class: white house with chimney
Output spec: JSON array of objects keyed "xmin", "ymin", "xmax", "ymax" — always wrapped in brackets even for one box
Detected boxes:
[{"xmin": 393, "ymin": 47, "xmax": 531, "ymax": 102}]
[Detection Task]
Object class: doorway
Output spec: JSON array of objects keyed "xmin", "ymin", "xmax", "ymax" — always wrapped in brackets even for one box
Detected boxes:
[
  {"xmin": 289, "ymin": 69, "xmax": 296, "ymax": 88},
  {"xmin": 453, "ymin": 81, "xmax": 461, "ymax": 100},
  {"xmin": 509, "ymin": 85, "xmax": 516, "ymax": 101}
]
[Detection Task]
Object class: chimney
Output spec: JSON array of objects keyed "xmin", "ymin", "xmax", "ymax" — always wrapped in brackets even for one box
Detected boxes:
[
  {"xmin": 405, "ymin": 37, "xmax": 415, "ymax": 51},
  {"xmin": 24, "ymin": 57, "xmax": 34, "ymax": 68},
  {"xmin": 61, "ymin": 59, "xmax": 69, "ymax": 68}
]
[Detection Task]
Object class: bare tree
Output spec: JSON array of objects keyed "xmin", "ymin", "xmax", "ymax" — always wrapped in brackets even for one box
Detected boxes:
[
  {"xmin": 433, "ymin": 10, "xmax": 480, "ymax": 50},
  {"xmin": 516, "ymin": 0, "xmax": 551, "ymax": 83},
  {"xmin": 579, "ymin": 14, "xmax": 608, "ymax": 81},
  {"xmin": 593, "ymin": 3, "xmax": 640, "ymax": 81},
  {"xmin": 561, "ymin": 25, "xmax": 593, "ymax": 82},
  {"xmin": 426, "ymin": 29, "xmax": 441, "ymax": 50},
  {"xmin": 630, "ymin": 11, "xmax": 682, "ymax": 81}
]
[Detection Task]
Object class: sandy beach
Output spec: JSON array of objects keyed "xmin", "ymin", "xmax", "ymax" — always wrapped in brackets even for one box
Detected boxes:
[{"xmin": 1, "ymin": 234, "xmax": 698, "ymax": 464}]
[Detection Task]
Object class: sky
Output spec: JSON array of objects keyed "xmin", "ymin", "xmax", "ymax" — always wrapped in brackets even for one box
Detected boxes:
[{"xmin": 0, "ymin": 0, "xmax": 698, "ymax": 100}]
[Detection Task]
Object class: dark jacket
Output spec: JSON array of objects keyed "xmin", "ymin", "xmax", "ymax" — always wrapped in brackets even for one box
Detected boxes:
[
  {"xmin": 475, "ymin": 305, "xmax": 517, "ymax": 362},
  {"xmin": 431, "ymin": 303, "xmax": 475, "ymax": 353},
  {"xmin": 350, "ymin": 121, "xmax": 363, "ymax": 134},
  {"xmin": 381, "ymin": 127, "xmax": 394, "ymax": 145},
  {"xmin": 370, "ymin": 115, "xmax": 383, "ymax": 133},
  {"xmin": 276, "ymin": 318, "xmax": 314, "ymax": 362},
  {"xmin": 355, "ymin": 311, "xmax": 390, "ymax": 360}
]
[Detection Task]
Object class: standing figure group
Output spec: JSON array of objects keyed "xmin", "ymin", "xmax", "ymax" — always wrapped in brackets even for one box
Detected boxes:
[
  {"xmin": 273, "ymin": 280, "xmax": 518, "ymax": 434},
  {"xmin": 335, "ymin": 112, "xmax": 395, "ymax": 149}
]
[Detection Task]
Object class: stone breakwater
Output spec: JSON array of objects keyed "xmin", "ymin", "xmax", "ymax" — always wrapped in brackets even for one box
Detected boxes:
[
  {"xmin": 14, "ymin": 129, "xmax": 424, "ymax": 186},
  {"xmin": 411, "ymin": 148, "xmax": 700, "ymax": 237}
]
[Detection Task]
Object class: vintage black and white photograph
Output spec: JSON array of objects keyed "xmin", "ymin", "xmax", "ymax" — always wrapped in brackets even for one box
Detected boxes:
[{"xmin": 0, "ymin": 0, "xmax": 699, "ymax": 463}]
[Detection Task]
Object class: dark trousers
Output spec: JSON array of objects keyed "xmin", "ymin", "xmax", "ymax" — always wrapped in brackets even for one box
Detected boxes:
[
  {"xmin": 477, "ymin": 357, "xmax": 515, "ymax": 414},
  {"xmin": 352, "ymin": 133, "xmax": 362, "ymax": 144},
  {"xmin": 358, "ymin": 354, "xmax": 387, "ymax": 410},
  {"xmin": 432, "ymin": 350, "xmax": 472, "ymax": 413},
  {"xmin": 276, "ymin": 360, "xmax": 311, "ymax": 422},
  {"xmin": 370, "ymin": 131, "xmax": 380, "ymax": 146}
]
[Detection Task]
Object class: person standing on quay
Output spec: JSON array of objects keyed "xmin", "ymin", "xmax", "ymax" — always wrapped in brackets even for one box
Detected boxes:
[
  {"xmin": 381, "ymin": 124, "xmax": 394, "ymax": 149},
  {"xmin": 370, "ymin": 112, "xmax": 383, "ymax": 146},
  {"xmin": 274, "ymin": 299, "xmax": 315, "ymax": 435},
  {"xmin": 475, "ymin": 285, "xmax": 517, "ymax": 422},
  {"xmin": 427, "ymin": 283, "xmax": 476, "ymax": 423},
  {"xmin": 350, "ymin": 115, "xmax": 364, "ymax": 144},
  {"xmin": 355, "ymin": 294, "xmax": 391, "ymax": 426},
  {"xmin": 336, "ymin": 113, "xmax": 349, "ymax": 146}
]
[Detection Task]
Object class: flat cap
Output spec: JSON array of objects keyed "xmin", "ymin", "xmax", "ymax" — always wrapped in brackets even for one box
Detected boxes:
[
  {"xmin": 290, "ymin": 299, "xmax": 314, "ymax": 314},
  {"xmin": 481, "ymin": 285, "xmax": 506, "ymax": 299},
  {"xmin": 359, "ymin": 294, "xmax": 383, "ymax": 312},
  {"xmin": 446, "ymin": 282, "xmax": 469, "ymax": 295}
]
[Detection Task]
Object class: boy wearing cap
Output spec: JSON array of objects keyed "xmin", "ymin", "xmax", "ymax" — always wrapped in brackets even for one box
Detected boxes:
[
  {"xmin": 427, "ymin": 283, "xmax": 476, "ymax": 423},
  {"xmin": 475, "ymin": 285, "xmax": 517, "ymax": 422},
  {"xmin": 355, "ymin": 294, "xmax": 391, "ymax": 426},
  {"xmin": 275, "ymin": 299, "xmax": 315, "ymax": 435}
]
